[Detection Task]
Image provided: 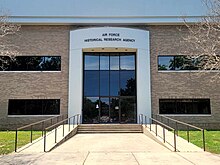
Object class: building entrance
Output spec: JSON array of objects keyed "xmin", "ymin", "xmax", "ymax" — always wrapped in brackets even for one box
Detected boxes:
[{"xmin": 83, "ymin": 52, "xmax": 137, "ymax": 123}]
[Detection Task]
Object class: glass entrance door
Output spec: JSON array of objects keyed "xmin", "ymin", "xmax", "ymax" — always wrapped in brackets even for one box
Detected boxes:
[{"xmin": 83, "ymin": 52, "xmax": 136, "ymax": 124}]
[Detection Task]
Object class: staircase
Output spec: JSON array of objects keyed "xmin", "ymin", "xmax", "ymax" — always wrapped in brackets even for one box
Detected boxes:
[{"xmin": 77, "ymin": 124, "xmax": 143, "ymax": 133}]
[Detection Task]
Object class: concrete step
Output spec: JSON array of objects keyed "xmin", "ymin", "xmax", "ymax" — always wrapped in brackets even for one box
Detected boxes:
[{"xmin": 77, "ymin": 124, "xmax": 143, "ymax": 133}]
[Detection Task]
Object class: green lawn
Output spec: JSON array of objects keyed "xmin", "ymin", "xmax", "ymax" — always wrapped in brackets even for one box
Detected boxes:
[
  {"xmin": 0, "ymin": 131, "xmax": 42, "ymax": 155},
  {"xmin": 177, "ymin": 130, "xmax": 220, "ymax": 154}
]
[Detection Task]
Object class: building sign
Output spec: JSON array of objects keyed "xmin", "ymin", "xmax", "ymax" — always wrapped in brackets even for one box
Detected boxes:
[
  {"xmin": 71, "ymin": 27, "xmax": 147, "ymax": 49},
  {"xmin": 84, "ymin": 33, "xmax": 135, "ymax": 43}
]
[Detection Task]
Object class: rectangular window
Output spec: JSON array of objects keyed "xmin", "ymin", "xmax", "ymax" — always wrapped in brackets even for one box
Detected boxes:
[
  {"xmin": 8, "ymin": 99, "xmax": 60, "ymax": 115},
  {"xmin": 159, "ymin": 99, "xmax": 211, "ymax": 114},
  {"xmin": 0, "ymin": 56, "xmax": 61, "ymax": 71},
  {"xmin": 158, "ymin": 55, "xmax": 199, "ymax": 71}
]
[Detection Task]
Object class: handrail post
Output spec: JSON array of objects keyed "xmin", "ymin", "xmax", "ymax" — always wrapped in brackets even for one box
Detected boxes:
[
  {"xmin": 150, "ymin": 118, "xmax": 151, "ymax": 131},
  {"xmin": 42, "ymin": 121, "xmax": 44, "ymax": 137},
  {"xmin": 174, "ymin": 130, "xmax": 177, "ymax": 152},
  {"xmin": 30, "ymin": 125, "xmax": 33, "ymax": 143},
  {"xmin": 139, "ymin": 114, "xmax": 140, "ymax": 124},
  {"xmin": 156, "ymin": 123, "xmax": 157, "ymax": 136},
  {"xmin": 15, "ymin": 129, "xmax": 18, "ymax": 152},
  {"xmin": 63, "ymin": 121, "xmax": 65, "ymax": 137},
  {"xmin": 51, "ymin": 118, "xmax": 53, "ymax": 125},
  {"xmin": 163, "ymin": 127, "xmax": 165, "ymax": 143},
  {"xmin": 187, "ymin": 126, "xmax": 189, "ymax": 142},
  {"xmin": 145, "ymin": 116, "xmax": 147, "ymax": 125},
  {"xmin": 79, "ymin": 114, "xmax": 81, "ymax": 124},
  {"xmin": 202, "ymin": 129, "xmax": 206, "ymax": 151},
  {"xmin": 44, "ymin": 129, "xmax": 46, "ymax": 152},
  {"xmin": 141, "ymin": 114, "xmax": 143, "ymax": 124},
  {"xmin": 76, "ymin": 115, "xmax": 79, "ymax": 125},
  {"xmin": 68, "ymin": 118, "xmax": 70, "ymax": 132},
  {"xmin": 55, "ymin": 127, "xmax": 57, "ymax": 143},
  {"xmin": 73, "ymin": 116, "xmax": 75, "ymax": 128},
  {"xmin": 175, "ymin": 122, "xmax": 178, "ymax": 136}
]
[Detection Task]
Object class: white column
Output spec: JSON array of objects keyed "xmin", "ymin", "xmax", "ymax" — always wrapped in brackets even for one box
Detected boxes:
[
  {"xmin": 68, "ymin": 49, "xmax": 83, "ymax": 119},
  {"xmin": 136, "ymin": 48, "xmax": 151, "ymax": 123}
]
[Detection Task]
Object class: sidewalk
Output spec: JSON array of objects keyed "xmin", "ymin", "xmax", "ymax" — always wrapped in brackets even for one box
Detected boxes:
[
  {"xmin": 143, "ymin": 124, "xmax": 203, "ymax": 152},
  {"xmin": 17, "ymin": 124, "xmax": 77, "ymax": 153},
  {"xmin": 1, "ymin": 133, "xmax": 220, "ymax": 165}
]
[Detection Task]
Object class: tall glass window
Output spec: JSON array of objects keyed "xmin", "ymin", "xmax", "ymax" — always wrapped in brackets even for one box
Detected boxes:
[{"xmin": 83, "ymin": 52, "xmax": 136, "ymax": 124}]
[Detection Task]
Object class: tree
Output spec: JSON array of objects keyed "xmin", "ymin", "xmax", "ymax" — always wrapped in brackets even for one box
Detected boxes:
[
  {"xmin": 0, "ymin": 13, "xmax": 20, "ymax": 70},
  {"xmin": 181, "ymin": 0, "xmax": 220, "ymax": 75}
]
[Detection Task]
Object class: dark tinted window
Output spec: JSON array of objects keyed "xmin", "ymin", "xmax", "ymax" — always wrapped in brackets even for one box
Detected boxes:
[
  {"xmin": 158, "ymin": 56, "xmax": 174, "ymax": 70},
  {"xmin": 158, "ymin": 55, "xmax": 200, "ymax": 71},
  {"xmin": 100, "ymin": 71, "xmax": 109, "ymax": 96},
  {"xmin": 100, "ymin": 54, "xmax": 109, "ymax": 70},
  {"xmin": 84, "ymin": 54, "xmax": 99, "ymax": 70},
  {"xmin": 84, "ymin": 71, "xmax": 99, "ymax": 96},
  {"xmin": 8, "ymin": 99, "xmax": 60, "ymax": 115},
  {"xmin": 120, "ymin": 54, "xmax": 135, "ymax": 70},
  {"xmin": 159, "ymin": 99, "xmax": 211, "ymax": 114},
  {"xmin": 110, "ymin": 71, "xmax": 120, "ymax": 96},
  {"xmin": 120, "ymin": 71, "xmax": 136, "ymax": 96},
  {"xmin": 121, "ymin": 97, "xmax": 136, "ymax": 123},
  {"xmin": 83, "ymin": 97, "xmax": 99, "ymax": 123},
  {"xmin": 0, "ymin": 56, "xmax": 61, "ymax": 71},
  {"xmin": 110, "ymin": 54, "xmax": 119, "ymax": 70}
]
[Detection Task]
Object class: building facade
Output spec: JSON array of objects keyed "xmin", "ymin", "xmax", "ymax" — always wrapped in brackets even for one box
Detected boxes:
[{"xmin": 0, "ymin": 0, "xmax": 219, "ymax": 129}]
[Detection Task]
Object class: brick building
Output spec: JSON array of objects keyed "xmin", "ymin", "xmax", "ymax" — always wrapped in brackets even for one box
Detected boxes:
[{"xmin": 0, "ymin": 0, "xmax": 219, "ymax": 129}]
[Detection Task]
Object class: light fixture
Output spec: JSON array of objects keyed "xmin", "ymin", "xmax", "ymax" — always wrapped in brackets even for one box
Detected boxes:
[{"xmin": 96, "ymin": 104, "xmax": 99, "ymax": 109}]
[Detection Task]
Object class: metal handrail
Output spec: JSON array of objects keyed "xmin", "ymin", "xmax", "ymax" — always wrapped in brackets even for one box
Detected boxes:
[
  {"xmin": 16, "ymin": 114, "xmax": 67, "ymax": 130},
  {"xmin": 155, "ymin": 114, "xmax": 203, "ymax": 131},
  {"xmin": 139, "ymin": 114, "xmax": 177, "ymax": 151},
  {"xmin": 153, "ymin": 114, "xmax": 206, "ymax": 151},
  {"xmin": 15, "ymin": 114, "xmax": 68, "ymax": 152},
  {"xmin": 43, "ymin": 114, "xmax": 81, "ymax": 152},
  {"xmin": 150, "ymin": 117, "xmax": 175, "ymax": 131}
]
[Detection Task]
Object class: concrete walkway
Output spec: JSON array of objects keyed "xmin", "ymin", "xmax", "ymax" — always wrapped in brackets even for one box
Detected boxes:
[
  {"xmin": 17, "ymin": 124, "xmax": 77, "ymax": 153},
  {"xmin": 0, "ymin": 133, "xmax": 220, "ymax": 165},
  {"xmin": 144, "ymin": 124, "xmax": 203, "ymax": 152}
]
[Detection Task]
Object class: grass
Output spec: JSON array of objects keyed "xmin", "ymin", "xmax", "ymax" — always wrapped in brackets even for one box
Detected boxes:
[
  {"xmin": 0, "ymin": 131, "xmax": 42, "ymax": 155},
  {"xmin": 177, "ymin": 130, "xmax": 220, "ymax": 154}
]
